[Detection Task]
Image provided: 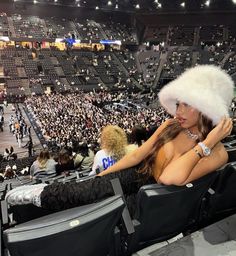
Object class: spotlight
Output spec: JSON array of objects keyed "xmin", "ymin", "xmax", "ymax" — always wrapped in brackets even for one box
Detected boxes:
[
  {"xmin": 180, "ymin": 2, "xmax": 185, "ymax": 7},
  {"xmin": 205, "ymin": 0, "xmax": 210, "ymax": 6},
  {"xmin": 135, "ymin": 4, "xmax": 140, "ymax": 9}
]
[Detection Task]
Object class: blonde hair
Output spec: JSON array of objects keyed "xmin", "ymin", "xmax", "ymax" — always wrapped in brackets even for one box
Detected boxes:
[
  {"xmin": 101, "ymin": 125, "xmax": 128, "ymax": 160},
  {"xmin": 139, "ymin": 115, "xmax": 213, "ymax": 178},
  {"xmin": 37, "ymin": 149, "xmax": 50, "ymax": 169}
]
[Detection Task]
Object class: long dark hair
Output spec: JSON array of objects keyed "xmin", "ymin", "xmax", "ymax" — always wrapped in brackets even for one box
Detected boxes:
[
  {"xmin": 139, "ymin": 114, "xmax": 213, "ymax": 178},
  {"xmin": 129, "ymin": 126, "xmax": 147, "ymax": 146},
  {"xmin": 197, "ymin": 113, "xmax": 214, "ymax": 141},
  {"xmin": 77, "ymin": 142, "xmax": 89, "ymax": 157},
  {"xmin": 58, "ymin": 149, "xmax": 71, "ymax": 165}
]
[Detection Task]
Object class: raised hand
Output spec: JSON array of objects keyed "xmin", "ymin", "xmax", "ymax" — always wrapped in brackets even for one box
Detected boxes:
[{"xmin": 206, "ymin": 117, "xmax": 233, "ymax": 147}]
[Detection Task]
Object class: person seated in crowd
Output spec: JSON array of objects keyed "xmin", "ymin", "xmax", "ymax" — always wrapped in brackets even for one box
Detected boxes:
[
  {"xmin": 74, "ymin": 142, "xmax": 94, "ymax": 172},
  {"xmin": 0, "ymin": 165, "xmax": 19, "ymax": 182},
  {"xmin": 56, "ymin": 149, "xmax": 75, "ymax": 175},
  {"xmin": 30, "ymin": 149, "xmax": 57, "ymax": 179},
  {"xmin": 89, "ymin": 125, "xmax": 129, "ymax": 175},
  {"xmin": 3, "ymin": 146, "xmax": 16, "ymax": 161},
  {"xmin": 2, "ymin": 165, "xmax": 15, "ymax": 180},
  {"xmin": 126, "ymin": 125, "xmax": 147, "ymax": 153},
  {"xmin": 3, "ymin": 148, "xmax": 9, "ymax": 160},
  {"xmin": 6, "ymin": 65, "xmax": 234, "ymax": 214}
]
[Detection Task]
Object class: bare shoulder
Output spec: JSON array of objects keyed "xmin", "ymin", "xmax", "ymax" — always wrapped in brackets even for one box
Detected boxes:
[{"xmin": 150, "ymin": 118, "xmax": 175, "ymax": 138}]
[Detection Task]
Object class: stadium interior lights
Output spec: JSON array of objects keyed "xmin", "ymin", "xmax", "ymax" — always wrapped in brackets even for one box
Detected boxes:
[
  {"xmin": 232, "ymin": 0, "xmax": 236, "ymax": 4},
  {"xmin": 33, "ymin": 0, "xmax": 38, "ymax": 4},
  {"xmin": 54, "ymin": 0, "xmax": 58, "ymax": 2},
  {"xmin": 107, "ymin": 1, "xmax": 112, "ymax": 6},
  {"xmin": 115, "ymin": 4, "xmax": 118, "ymax": 9},
  {"xmin": 154, "ymin": 0, "xmax": 162, "ymax": 8},
  {"xmin": 135, "ymin": 4, "xmax": 140, "ymax": 9},
  {"xmin": 205, "ymin": 0, "xmax": 210, "ymax": 6},
  {"xmin": 95, "ymin": 6, "xmax": 99, "ymax": 9},
  {"xmin": 180, "ymin": 2, "xmax": 185, "ymax": 7}
]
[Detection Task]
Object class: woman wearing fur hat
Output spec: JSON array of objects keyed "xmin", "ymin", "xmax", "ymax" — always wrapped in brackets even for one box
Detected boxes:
[
  {"xmin": 6, "ymin": 65, "xmax": 234, "ymax": 213},
  {"xmin": 100, "ymin": 65, "xmax": 234, "ymax": 185}
]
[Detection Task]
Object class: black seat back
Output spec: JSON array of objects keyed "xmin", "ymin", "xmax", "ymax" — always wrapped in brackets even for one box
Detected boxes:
[
  {"xmin": 205, "ymin": 162, "xmax": 236, "ymax": 221},
  {"xmin": 128, "ymin": 171, "xmax": 218, "ymax": 253},
  {"xmin": 226, "ymin": 147, "xmax": 236, "ymax": 162},
  {"xmin": 10, "ymin": 204, "xmax": 54, "ymax": 225},
  {"xmin": 151, "ymin": 214, "xmax": 236, "ymax": 256},
  {"xmin": 3, "ymin": 195, "xmax": 125, "ymax": 256}
]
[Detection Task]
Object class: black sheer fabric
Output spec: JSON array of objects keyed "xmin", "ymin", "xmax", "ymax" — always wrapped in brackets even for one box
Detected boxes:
[{"xmin": 41, "ymin": 168, "xmax": 156, "ymax": 215}]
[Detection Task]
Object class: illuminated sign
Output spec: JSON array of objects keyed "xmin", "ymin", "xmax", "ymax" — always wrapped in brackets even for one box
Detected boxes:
[{"xmin": 100, "ymin": 40, "xmax": 121, "ymax": 45}]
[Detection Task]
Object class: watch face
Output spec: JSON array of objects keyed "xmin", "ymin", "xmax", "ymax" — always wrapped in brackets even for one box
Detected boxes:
[
  {"xmin": 198, "ymin": 142, "xmax": 211, "ymax": 156},
  {"xmin": 204, "ymin": 148, "xmax": 211, "ymax": 156}
]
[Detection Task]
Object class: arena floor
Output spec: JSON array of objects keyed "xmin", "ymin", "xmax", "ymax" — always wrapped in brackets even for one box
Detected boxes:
[{"xmin": 0, "ymin": 104, "xmax": 42, "ymax": 159}]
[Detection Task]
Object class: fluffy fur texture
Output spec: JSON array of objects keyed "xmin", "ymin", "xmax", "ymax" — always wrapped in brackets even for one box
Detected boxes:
[{"xmin": 158, "ymin": 65, "xmax": 235, "ymax": 125}]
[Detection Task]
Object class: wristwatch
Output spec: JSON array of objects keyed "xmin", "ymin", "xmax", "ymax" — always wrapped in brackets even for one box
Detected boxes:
[{"xmin": 198, "ymin": 142, "xmax": 211, "ymax": 156}]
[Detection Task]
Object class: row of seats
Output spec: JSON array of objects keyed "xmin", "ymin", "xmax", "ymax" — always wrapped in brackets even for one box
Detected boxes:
[
  {"xmin": 136, "ymin": 213, "xmax": 236, "ymax": 256},
  {"xmin": 1, "ymin": 156, "xmax": 236, "ymax": 256}
]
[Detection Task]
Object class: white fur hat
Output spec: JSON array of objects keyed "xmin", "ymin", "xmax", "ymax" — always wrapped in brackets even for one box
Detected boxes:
[{"xmin": 158, "ymin": 65, "xmax": 235, "ymax": 125}]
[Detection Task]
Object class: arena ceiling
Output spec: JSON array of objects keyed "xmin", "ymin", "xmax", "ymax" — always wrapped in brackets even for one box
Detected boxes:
[{"xmin": 10, "ymin": 0, "xmax": 236, "ymax": 13}]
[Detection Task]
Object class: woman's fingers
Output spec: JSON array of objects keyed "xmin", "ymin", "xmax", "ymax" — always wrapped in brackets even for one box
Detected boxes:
[
  {"xmin": 217, "ymin": 117, "xmax": 227, "ymax": 129},
  {"xmin": 222, "ymin": 118, "xmax": 233, "ymax": 136}
]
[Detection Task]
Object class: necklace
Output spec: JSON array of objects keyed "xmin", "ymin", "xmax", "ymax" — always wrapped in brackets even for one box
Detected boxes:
[{"xmin": 185, "ymin": 129, "xmax": 199, "ymax": 141}]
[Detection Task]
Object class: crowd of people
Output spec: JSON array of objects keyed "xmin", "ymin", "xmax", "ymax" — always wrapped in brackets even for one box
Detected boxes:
[
  {"xmin": 24, "ymin": 91, "xmax": 169, "ymax": 152},
  {"xmin": 28, "ymin": 124, "xmax": 140, "ymax": 180},
  {"xmin": 8, "ymin": 105, "xmax": 33, "ymax": 155},
  {"xmin": 5, "ymin": 65, "xmax": 234, "ymax": 216}
]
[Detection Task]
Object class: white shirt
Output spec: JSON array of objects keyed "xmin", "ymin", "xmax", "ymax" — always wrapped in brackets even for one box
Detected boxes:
[{"xmin": 89, "ymin": 149, "xmax": 116, "ymax": 176}]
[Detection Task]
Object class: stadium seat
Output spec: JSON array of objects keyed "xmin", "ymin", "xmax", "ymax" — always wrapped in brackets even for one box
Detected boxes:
[
  {"xmin": 222, "ymin": 134, "xmax": 236, "ymax": 144},
  {"xmin": 9, "ymin": 204, "xmax": 54, "ymax": 225},
  {"xmin": 203, "ymin": 162, "xmax": 236, "ymax": 223},
  {"xmin": 140, "ymin": 213, "xmax": 236, "ymax": 256},
  {"xmin": 125, "ymin": 171, "xmax": 218, "ymax": 255},
  {"xmin": 226, "ymin": 147, "xmax": 236, "ymax": 162},
  {"xmin": 7, "ymin": 176, "xmax": 96, "ymax": 225},
  {"xmin": 3, "ymin": 195, "xmax": 125, "ymax": 256}
]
